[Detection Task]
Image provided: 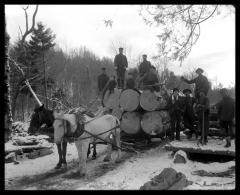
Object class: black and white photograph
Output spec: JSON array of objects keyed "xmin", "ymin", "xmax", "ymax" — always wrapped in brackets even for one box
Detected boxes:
[{"xmin": 4, "ymin": 4, "xmax": 235, "ymax": 190}]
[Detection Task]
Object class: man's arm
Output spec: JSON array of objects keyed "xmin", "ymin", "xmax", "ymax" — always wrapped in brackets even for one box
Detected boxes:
[
  {"xmin": 181, "ymin": 76, "xmax": 196, "ymax": 84},
  {"xmin": 114, "ymin": 55, "xmax": 118, "ymax": 67},
  {"xmin": 125, "ymin": 56, "xmax": 128, "ymax": 68}
]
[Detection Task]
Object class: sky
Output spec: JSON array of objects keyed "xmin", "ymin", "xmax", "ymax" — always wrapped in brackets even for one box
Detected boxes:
[{"xmin": 5, "ymin": 5, "xmax": 235, "ymax": 87}]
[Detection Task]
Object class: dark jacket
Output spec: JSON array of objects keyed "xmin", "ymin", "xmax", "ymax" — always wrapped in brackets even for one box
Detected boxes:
[
  {"xmin": 126, "ymin": 77, "xmax": 135, "ymax": 89},
  {"xmin": 142, "ymin": 72, "xmax": 159, "ymax": 91},
  {"xmin": 139, "ymin": 60, "xmax": 151, "ymax": 76},
  {"xmin": 216, "ymin": 96, "xmax": 235, "ymax": 121},
  {"xmin": 167, "ymin": 95, "xmax": 184, "ymax": 119},
  {"xmin": 114, "ymin": 53, "xmax": 128, "ymax": 71},
  {"xmin": 183, "ymin": 74, "xmax": 210, "ymax": 96},
  {"xmin": 98, "ymin": 73, "xmax": 109, "ymax": 92},
  {"xmin": 183, "ymin": 96, "xmax": 196, "ymax": 120}
]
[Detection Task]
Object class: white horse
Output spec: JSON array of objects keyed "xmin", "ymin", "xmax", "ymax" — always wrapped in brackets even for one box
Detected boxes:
[{"xmin": 53, "ymin": 111, "xmax": 122, "ymax": 176}]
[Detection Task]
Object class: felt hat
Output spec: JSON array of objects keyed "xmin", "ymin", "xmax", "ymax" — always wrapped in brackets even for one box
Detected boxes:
[
  {"xmin": 119, "ymin": 47, "xmax": 123, "ymax": 50},
  {"xmin": 183, "ymin": 88, "xmax": 192, "ymax": 94},
  {"xmin": 101, "ymin": 67, "xmax": 106, "ymax": 70},
  {"xmin": 142, "ymin": 54, "xmax": 147, "ymax": 57},
  {"xmin": 196, "ymin": 68, "xmax": 204, "ymax": 73},
  {"xmin": 173, "ymin": 88, "xmax": 179, "ymax": 92}
]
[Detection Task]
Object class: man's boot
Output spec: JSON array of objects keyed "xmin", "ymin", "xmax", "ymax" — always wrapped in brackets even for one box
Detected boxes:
[{"xmin": 224, "ymin": 136, "xmax": 231, "ymax": 148}]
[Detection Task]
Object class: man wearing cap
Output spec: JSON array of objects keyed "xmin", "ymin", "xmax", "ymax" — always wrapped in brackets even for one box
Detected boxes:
[
  {"xmin": 98, "ymin": 67, "xmax": 109, "ymax": 94},
  {"xmin": 114, "ymin": 48, "xmax": 128, "ymax": 88},
  {"xmin": 181, "ymin": 68, "xmax": 210, "ymax": 100},
  {"xmin": 138, "ymin": 54, "xmax": 152, "ymax": 77},
  {"xmin": 195, "ymin": 90, "xmax": 210, "ymax": 145},
  {"xmin": 182, "ymin": 88, "xmax": 198, "ymax": 139},
  {"xmin": 167, "ymin": 88, "xmax": 185, "ymax": 141},
  {"xmin": 215, "ymin": 88, "xmax": 235, "ymax": 147},
  {"xmin": 141, "ymin": 66, "xmax": 160, "ymax": 92}
]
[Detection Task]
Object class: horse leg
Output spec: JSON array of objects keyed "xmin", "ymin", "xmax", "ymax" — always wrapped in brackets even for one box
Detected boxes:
[
  {"xmin": 92, "ymin": 143, "xmax": 97, "ymax": 159},
  {"xmin": 55, "ymin": 143, "xmax": 63, "ymax": 169},
  {"xmin": 103, "ymin": 140, "xmax": 112, "ymax": 162},
  {"xmin": 87, "ymin": 143, "xmax": 91, "ymax": 159},
  {"xmin": 115, "ymin": 129, "xmax": 122, "ymax": 163},
  {"xmin": 62, "ymin": 140, "xmax": 67, "ymax": 168},
  {"xmin": 75, "ymin": 140, "xmax": 88, "ymax": 176}
]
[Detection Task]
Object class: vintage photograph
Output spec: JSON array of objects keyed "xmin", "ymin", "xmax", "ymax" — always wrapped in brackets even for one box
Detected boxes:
[{"xmin": 4, "ymin": 4, "xmax": 235, "ymax": 190}]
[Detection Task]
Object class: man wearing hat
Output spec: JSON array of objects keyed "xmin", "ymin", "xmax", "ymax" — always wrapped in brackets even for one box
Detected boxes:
[
  {"xmin": 114, "ymin": 47, "xmax": 128, "ymax": 88},
  {"xmin": 215, "ymin": 88, "xmax": 235, "ymax": 147},
  {"xmin": 167, "ymin": 88, "xmax": 185, "ymax": 141},
  {"xmin": 181, "ymin": 68, "xmax": 210, "ymax": 100},
  {"xmin": 98, "ymin": 67, "xmax": 109, "ymax": 94},
  {"xmin": 138, "ymin": 54, "xmax": 152, "ymax": 77},
  {"xmin": 182, "ymin": 88, "xmax": 198, "ymax": 139}
]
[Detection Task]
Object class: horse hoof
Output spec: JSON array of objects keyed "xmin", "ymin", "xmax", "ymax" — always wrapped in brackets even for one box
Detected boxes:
[{"xmin": 55, "ymin": 163, "xmax": 62, "ymax": 169}]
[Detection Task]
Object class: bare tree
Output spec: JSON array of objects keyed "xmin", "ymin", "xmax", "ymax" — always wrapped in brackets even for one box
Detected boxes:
[
  {"xmin": 139, "ymin": 5, "xmax": 234, "ymax": 66},
  {"xmin": 9, "ymin": 5, "xmax": 40, "ymax": 119}
]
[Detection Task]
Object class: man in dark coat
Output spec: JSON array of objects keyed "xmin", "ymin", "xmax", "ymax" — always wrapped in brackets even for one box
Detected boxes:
[
  {"xmin": 141, "ymin": 66, "xmax": 160, "ymax": 92},
  {"xmin": 215, "ymin": 88, "xmax": 235, "ymax": 147},
  {"xmin": 167, "ymin": 88, "xmax": 184, "ymax": 141},
  {"xmin": 195, "ymin": 90, "xmax": 210, "ymax": 145},
  {"xmin": 182, "ymin": 88, "xmax": 198, "ymax": 139},
  {"xmin": 138, "ymin": 54, "xmax": 152, "ymax": 77},
  {"xmin": 181, "ymin": 68, "xmax": 210, "ymax": 100},
  {"xmin": 98, "ymin": 67, "xmax": 109, "ymax": 94},
  {"xmin": 114, "ymin": 47, "xmax": 128, "ymax": 89}
]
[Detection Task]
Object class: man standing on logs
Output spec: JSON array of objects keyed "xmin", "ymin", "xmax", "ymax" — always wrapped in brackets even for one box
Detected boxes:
[
  {"xmin": 168, "ymin": 88, "xmax": 184, "ymax": 141},
  {"xmin": 139, "ymin": 54, "xmax": 152, "ymax": 77},
  {"xmin": 114, "ymin": 47, "xmax": 128, "ymax": 89},
  {"xmin": 182, "ymin": 89, "xmax": 198, "ymax": 140},
  {"xmin": 215, "ymin": 88, "xmax": 235, "ymax": 147},
  {"xmin": 195, "ymin": 90, "xmax": 210, "ymax": 145},
  {"xmin": 141, "ymin": 66, "xmax": 160, "ymax": 92},
  {"xmin": 181, "ymin": 68, "xmax": 210, "ymax": 100},
  {"xmin": 98, "ymin": 67, "xmax": 109, "ymax": 95}
]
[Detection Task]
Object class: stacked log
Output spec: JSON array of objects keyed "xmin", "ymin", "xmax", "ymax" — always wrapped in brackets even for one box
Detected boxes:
[
  {"xmin": 120, "ymin": 112, "xmax": 141, "ymax": 135},
  {"xmin": 103, "ymin": 88, "xmax": 121, "ymax": 109},
  {"xmin": 116, "ymin": 88, "xmax": 171, "ymax": 137},
  {"xmin": 119, "ymin": 89, "xmax": 140, "ymax": 111}
]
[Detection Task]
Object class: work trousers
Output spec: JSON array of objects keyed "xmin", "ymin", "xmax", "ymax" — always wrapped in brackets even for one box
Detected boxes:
[
  {"xmin": 220, "ymin": 120, "xmax": 233, "ymax": 138},
  {"xmin": 197, "ymin": 112, "xmax": 209, "ymax": 140},
  {"xmin": 170, "ymin": 115, "xmax": 181, "ymax": 140},
  {"xmin": 116, "ymin": 69, "xmax": 126, "ymax": 89}
]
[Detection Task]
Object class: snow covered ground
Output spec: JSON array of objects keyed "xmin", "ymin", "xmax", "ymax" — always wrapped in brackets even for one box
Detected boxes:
[{"xmin": 5, "ymin": 139, "xmax": 235, "ymax": 190}]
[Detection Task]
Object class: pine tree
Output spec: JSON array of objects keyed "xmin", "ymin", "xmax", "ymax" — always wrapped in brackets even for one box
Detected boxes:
[{"xmin": 28, "ymin": 22, "xmax": 56, "ymax": 108}]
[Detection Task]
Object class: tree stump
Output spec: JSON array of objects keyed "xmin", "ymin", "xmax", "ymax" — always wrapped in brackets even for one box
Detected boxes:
[
  {"xmin": 120, "ymin": 112, "xmax": 141, "ymax": 135},
  {"xmin": 141, "ymin": 111, "xmax": 164, "ymax": 135},
  {"xmin": 119, "ymin": 89, "xmax": 140, "ymax": 111}
]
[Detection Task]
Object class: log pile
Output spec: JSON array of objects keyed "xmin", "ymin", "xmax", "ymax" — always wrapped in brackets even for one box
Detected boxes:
[{"xmin": 103, "ymin": 87, "xmax": 171, "ymax": 137}]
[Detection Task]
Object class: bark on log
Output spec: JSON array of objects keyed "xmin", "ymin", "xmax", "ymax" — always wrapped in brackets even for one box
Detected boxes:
[
  {"xmin": 119, "ymin": 89, "xmax": 140, "ymax": 111},
  {"xmin": 103, "ymin": 88, "xmax": 121, "ymax": 109},
  {"xmin": 140, "ymin": 89, "xmax": 168, "ymax": 111},
  {"xmin": 141, "ymin": 111, "xmax": 164, "ymax": 135},
  {"xmin": 120, "ymin": 112, "xmax": 141, "ymax": 135}
]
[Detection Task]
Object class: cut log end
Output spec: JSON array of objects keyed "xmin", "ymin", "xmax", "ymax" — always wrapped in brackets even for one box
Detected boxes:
[
  {"xmin": 120, "ymin": 112, "xmax": 141, "ymax": 135},
  {"xmin": 119, "ymin": 89, "xmax": 140, "ymax": 112}
]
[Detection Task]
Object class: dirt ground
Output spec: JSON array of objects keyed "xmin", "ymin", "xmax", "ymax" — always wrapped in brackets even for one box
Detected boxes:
[{"xmin": 5, "ymin": 139, "xmax": 235, "ymax": 190}]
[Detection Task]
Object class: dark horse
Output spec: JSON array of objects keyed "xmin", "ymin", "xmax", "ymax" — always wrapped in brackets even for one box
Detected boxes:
[{"xmin": 28, "ymin": 105, "xmax": 97, "ymax": 169}]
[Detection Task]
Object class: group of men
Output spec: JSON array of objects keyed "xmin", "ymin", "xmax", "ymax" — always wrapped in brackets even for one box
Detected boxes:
[{"xmin": 97, "ymin": 47, "xmax": 235, "ymax": 147}]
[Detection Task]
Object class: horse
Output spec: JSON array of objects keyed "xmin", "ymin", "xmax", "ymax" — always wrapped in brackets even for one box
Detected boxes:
[
  {"xmin": 28, "ymin": 105, "xmax": 98, "ymax": 169},
  {"xmin": 52, "ymin": 108, "xmax": 122, "ymax": 176}
]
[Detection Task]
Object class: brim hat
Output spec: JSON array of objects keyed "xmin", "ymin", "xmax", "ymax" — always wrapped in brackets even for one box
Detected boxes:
[
  {"xmin": 119, "ymin": 47, "xmax": 123, "ymax": 50},
  {"xmin": 101, "ymin": 67, "xmax": 106, "ymax": 70},
  {"xmin": 183, "ymin": 88, "xmax": 192, "ymax": 94},
  {"xmin": 196, "ymin": 68, "xmax": 204, "ymax": 73},
  {"xmin": 142, "ymin": 54, "xmax": 147, "ymax": 57},
  {"xmin": 173, "ymin": 88, "xmax": 179, "ymax": 92}
]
